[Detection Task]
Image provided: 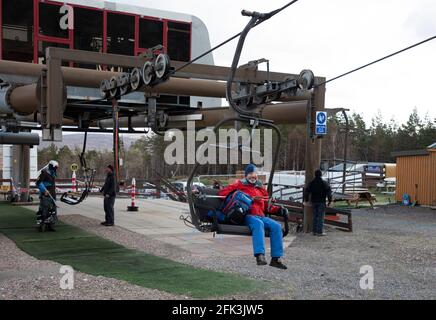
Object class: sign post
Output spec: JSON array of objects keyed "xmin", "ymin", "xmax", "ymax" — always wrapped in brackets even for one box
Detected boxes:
[{"xmin": 315, "ymin": 111, "xmax": 327, "ymax": 135}]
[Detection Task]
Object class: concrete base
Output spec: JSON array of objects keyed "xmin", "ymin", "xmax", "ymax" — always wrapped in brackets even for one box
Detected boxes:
[{"xmin": 22, "ymin": 197, "xmax": 296, "ymax": 258}]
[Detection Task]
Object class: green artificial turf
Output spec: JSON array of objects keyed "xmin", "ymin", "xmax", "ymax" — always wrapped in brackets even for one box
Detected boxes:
[{"xmin": 0, "ymin": 204, "xmax": 261, "ymax": 298}]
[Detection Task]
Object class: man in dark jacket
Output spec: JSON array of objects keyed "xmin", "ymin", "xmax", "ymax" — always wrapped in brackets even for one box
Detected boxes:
[
  {"xmin": 304, "ymin": 169, "xmax": 332, "ymax": 236},
  {"xmin": 100, "ymin": 165, "xmax": 116, "ymax": 226}
]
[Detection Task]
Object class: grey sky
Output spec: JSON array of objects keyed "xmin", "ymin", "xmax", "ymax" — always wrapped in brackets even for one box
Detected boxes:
[{"xmin": 115, "ymin": 0, "xmax": 436, "ymax": 125}]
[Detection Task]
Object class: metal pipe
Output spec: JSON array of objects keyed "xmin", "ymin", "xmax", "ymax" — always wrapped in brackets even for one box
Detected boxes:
[
  {"xmin": 0, "ymin": 60, "xmax": 227, "ymax": 95},
  {"xmin": 96, "ymin": 102, "xmax": 308, "ymax": 129},
  {"xmin": 9, "ymin": 84, "xmax": 39, "ymax": 114},
  {"xmin": 0, "ymin": 132, "xmax": 40, "ymax": 145},
  {"xmin": 1, "ymin": 60, "xmax": 308, "ymax": 109},
  {"xmin": 0, "ymin": 83, "xmax": 14, "ymax": 114},
  {"xmin": 14, "ymin": 114, "xmax": 76, "ymax": 126}
]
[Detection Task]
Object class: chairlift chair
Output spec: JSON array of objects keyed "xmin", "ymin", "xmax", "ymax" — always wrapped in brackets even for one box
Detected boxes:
[
  {"xmin": 184, "ymin": 115, "xmax": 290, "ymax": 237},
  {"xmin": 60, "ymin": 130, "xmax": 96, "ymax": 205},
  {"xmin": 182, "ymin": 7, "xmax": 314, "ymax": 237}
]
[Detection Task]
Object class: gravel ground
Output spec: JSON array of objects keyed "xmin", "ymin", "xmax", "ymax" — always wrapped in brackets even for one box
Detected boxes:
[
  {"xmin": 0, "ymin": 234, "xmax": 184, "ymax": 300},
  {"xmin": 59, "ymin": 205, "xmax": 436, "ymax": 300},
  {"xmin": 1, "ymin": 204, "xmax": 435, "ymax": 300}
]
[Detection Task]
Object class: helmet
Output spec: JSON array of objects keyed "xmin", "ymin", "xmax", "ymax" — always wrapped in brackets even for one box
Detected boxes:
[{"xmin": 49, "ymin": 160, "xmax": 59, "ymax": 168}]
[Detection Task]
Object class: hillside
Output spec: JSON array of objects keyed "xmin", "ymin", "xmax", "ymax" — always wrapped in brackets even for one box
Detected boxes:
[{"xmin": 38, "ymin": 133, "xmax": 140, "ymax": 151}]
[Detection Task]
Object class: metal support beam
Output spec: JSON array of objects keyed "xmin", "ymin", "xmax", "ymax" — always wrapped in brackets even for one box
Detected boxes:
[
  {"xmin": 112, "ymin": 99, "xmax": 120, "ymax": 189},
  {"xmin": 96, "ymin": 102, "xmax": 309, "ymax": 129},
  {"xmin": 303, "ymin": 81, "xmax": 326, "ymax": 233},
  {"xmin": 20, "ymin": 144, "xmax": 30, "ymax": 202}
]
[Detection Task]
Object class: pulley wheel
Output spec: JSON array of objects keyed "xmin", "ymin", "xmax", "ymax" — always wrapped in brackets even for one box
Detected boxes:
[
  {"xmin": 109, "ymin": 76, "xmax": 119, "ymax": 99},
  {"xmin": 298, "ymin": 69, "xmax": 315, "ymax": 90},
  {"xmin": 130, "ymin": 68, "xmax": 143, "ymax": 91},
  {"xmin": 142, "ymin": 61, "xmax": 155, "ymax": 86},
  {"xmin": 118, "ymin": 73, "xmax": 130, "ymax": 96},
  {"xmin": 154, "ymin": 54, "xmax": 171, "ymax": 79},
  {"xmin": 100, "ymin": 79, "xmax": 110, "ymax": 99}
]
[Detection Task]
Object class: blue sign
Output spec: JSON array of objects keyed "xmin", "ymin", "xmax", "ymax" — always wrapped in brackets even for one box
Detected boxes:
[
  {"xmin": 316, "ymin": 126, "xmax": 327, "ymax": 135},
  {"xmin": 315, "ymin": 111, "xmax": 327, "ymax": 135}
]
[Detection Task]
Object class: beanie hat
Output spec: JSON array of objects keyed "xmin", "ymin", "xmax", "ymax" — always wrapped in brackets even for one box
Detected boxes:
[
  {"xmin": 245, "ymin": 164, "xmax": 258, "ymax": 177},
  {"xmin": 315, "ymin": 169, "xmax": 322, "ymax": 178},
  {"xmin": 107, "ymin": 164, "xmax": 114, "ymax": 172}
]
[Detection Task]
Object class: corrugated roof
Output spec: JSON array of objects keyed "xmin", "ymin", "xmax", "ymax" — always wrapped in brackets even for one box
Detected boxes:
[
  {"xmin": 391, "ymin": 149, "xmax": 429, "ymax": 158},
  {"xmin": 428, "ymin": 142, "xmax": 436, "ymax": 149}
]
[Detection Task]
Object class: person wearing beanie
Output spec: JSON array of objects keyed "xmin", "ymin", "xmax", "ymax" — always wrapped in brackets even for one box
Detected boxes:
[
  {"xmin": 218, "ymin": 164, "xmax": 288, "ymax": 269},
  {"xmin": 304, "ymin": 169, "xmax": 332, "ymax": 236},
  {"xmin": 100, "ymin": 164, "xmax": 116, "ymax": 226}
]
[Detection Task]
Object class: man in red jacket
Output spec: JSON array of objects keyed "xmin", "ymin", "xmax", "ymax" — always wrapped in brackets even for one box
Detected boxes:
[{"xmin": 218, "ymin": 164, "xmax": 287, "ymax": 269}]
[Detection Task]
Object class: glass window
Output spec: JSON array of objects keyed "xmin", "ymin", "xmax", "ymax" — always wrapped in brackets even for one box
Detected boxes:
[
  {"xmin": 167, "ymin": 22, "xmax": 190, "ymax": 62},
  {"xmin": 139, "ymin": 19, "xmax": 163, "ymax": 49},
  {"xmin": 2, "ymin": 0, "xmax": 34, "ymax": 62},
  {"xmin": 106, "ymin": 13, "xmax": 135, "ymax": 56},
  {"xmin": 73, "ymin": 7, "xmax": 103, "ymax": 69},
  {"xmin": 74, "ymin": 8, "xmax": 103, "ymax": 52},
  {"xmin": 39, "ymin": 2, "xmax": 69, "ymax": 39}
]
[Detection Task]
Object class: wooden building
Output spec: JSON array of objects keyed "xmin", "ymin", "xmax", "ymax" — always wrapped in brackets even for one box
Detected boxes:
[{"xmin": 392, "ymin": 143, "xmax": 436, "ymax": 206}]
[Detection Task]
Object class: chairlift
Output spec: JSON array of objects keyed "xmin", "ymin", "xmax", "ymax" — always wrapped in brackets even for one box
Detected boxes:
[
  {"xmin": 60, "ymin": 130, "xmax": 96, "ymax": 205},
  {"xmin": 184, "ymin": 115, "xmax": 290, "ymax": 237},
  {"xmin": 182, "ymin": 8, "xmax": 312, "ymax": 237}
]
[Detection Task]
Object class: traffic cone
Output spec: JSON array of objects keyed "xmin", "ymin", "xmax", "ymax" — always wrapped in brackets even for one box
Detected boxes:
[
  {"xmin": 127, "ymin": 178, "xmax": 138, "ymax": 212},
  {"xmin": 72, "ymin": 170, "xmax": 77, "ymax": 192}
]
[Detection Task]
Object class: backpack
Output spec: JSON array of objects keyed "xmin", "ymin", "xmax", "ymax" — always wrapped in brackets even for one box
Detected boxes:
[
  {"xmin": 220, "ymin": 191, "xmax": 253, "ymax": 225},
  {"xmin": 402, "ymin": 193, "xmax": 411, "ymax": 206},
  {"xmin": 35, "ymin": 170, "xmax": 44, "ymax": 188}
]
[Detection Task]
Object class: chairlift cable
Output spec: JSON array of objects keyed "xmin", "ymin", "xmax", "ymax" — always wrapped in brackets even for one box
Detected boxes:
[
  {"xmin": 173, "ymin": 0, "xmax": 299, "ymax": 74},
  {"xmin": 317, "ymin": 34, "xmax": 436, "ymax": 87}
]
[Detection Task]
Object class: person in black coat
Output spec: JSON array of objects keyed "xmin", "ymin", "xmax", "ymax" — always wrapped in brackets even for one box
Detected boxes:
[
  {"xmin": 100, "ymin": 165, "xmax": 116, "ymax": 226},
  {"xmin": 304, "ymin": 169, "xmax": 332, "ymax": 236}
]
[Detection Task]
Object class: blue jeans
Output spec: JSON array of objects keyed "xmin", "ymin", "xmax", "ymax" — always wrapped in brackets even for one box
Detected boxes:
[
  {"xmin": 312, "ymin": 202, "xmax": 326, "ymax": 234},
  {"xmin": 244, "ymin": 215, "xmax": 283, "ymax": 258}
]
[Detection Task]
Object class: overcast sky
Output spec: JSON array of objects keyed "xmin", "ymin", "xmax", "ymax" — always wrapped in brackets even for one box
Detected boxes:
[{"xmin": 114, "ymin": 0, "xmax": 436, "ymax": 125}]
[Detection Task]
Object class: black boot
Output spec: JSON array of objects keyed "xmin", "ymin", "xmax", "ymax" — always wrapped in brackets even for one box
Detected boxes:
[
  {"xmin": 255, "ymin": 254, "xmax": 267, "ymax": 266},
  {"xmin": 270, "ymin": 257, "xmax": 287, "ymax": 270},
  {"xmin": 46, "ymin": 224, "xmax": 56, "ymax": 232}
]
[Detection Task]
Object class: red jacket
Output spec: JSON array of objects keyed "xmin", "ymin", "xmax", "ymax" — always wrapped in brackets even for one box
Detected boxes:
[{"xmin": 218, "ymin": 179, "xmax": 280, "ymax": 217}]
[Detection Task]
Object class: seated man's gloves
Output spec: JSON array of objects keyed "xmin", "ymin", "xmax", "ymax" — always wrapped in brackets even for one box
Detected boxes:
[
  {"xmin": 278, "ymin": 207, "xmax": 289, "ymax": 219},
  {"xmin": 269, "ymin": 206, "xmax": 289, "ymax": 219}
]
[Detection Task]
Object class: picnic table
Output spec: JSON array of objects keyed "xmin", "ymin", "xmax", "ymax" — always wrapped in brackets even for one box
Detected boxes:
[{"xmin": 333, "ymin": 189, "xmax": 377, "ymax": 208}]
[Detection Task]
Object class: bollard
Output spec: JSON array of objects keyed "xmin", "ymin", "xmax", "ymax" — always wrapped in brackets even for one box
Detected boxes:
[
  {"xmin": 71, "ymin": 170, "xmax": 77, "ymax": 193},
  {"xmin": 127, "ymin": 178, "xmax": 139, "ymax": 212}
]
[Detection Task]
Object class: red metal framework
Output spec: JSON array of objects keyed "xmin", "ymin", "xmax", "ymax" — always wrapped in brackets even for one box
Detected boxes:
[
  {"xmin": 135, "ymin": 15, "xmax": 166, "ymax": 56},
  {"xmin": 33, "ymin": 0, "xmax": 74, "ymax": 64},
  {"xmin": 165, "ymin": 18, "xmax": 192, "ymax": 61},
  {"xmin": 30, "ymin": 0, "xmax": 192, "ymax": 64},
  {"xmin": 1, "ymin": 0, "xmax": 193, "ymax": 64},
  {"xmin": 0, "ymin": 0, "xmax": 2, "ymax": 60}
]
